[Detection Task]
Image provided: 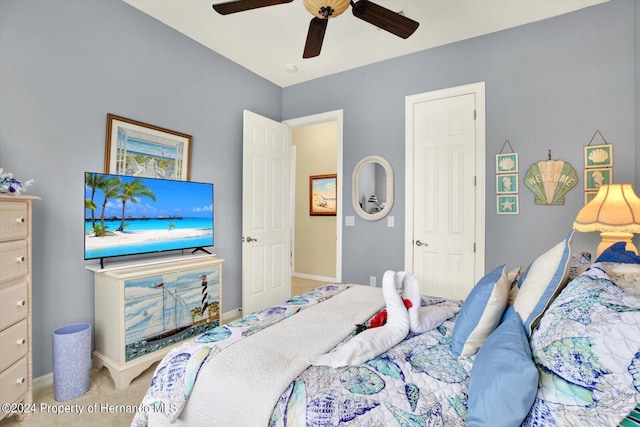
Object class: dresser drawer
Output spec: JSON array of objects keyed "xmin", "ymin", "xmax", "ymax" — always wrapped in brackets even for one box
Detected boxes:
[
  {"xmin": 0, "ymin": 200, "xmax": 28, "ymax": 241},
  {"xmin": 0, "ymin": 241, "xmax": 28, "ymax": 283},
  {"xmin": 0, "ymin": 282, "xmax": 28, "ymax": 330},
  {"xmin": 0, "ymin": 358, "xmax": 27, "ymax": 405},
  {"xmin": 0, "ymin": 320, "xmax": 28, "ymax": 372}
]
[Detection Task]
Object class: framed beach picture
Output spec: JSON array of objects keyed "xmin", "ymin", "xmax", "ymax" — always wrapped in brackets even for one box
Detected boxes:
[
  {"xmin": 496, "ymin": 174, "xmax": 518, "ymax": 194},
  {"xmin": 496, "ymin": 153, "xmax": 518, "ymax": 174},
  {"xmin": 497, "ymin": 194, "xmax": 519, "ymax": 215},
  {"xmin": 584, "ymin": 144, "xmax": 613, "ymax": 168},
  {"xmin": 584, "ymin": 168, "xmax": 612, "ymax": 191},
  {"xmin": 310, "ymin": 174, "xmax": 337, "ymax": 216},
  {"xmin": 105, "ymin": 114, "xmax": 192, "ymax": 181}
]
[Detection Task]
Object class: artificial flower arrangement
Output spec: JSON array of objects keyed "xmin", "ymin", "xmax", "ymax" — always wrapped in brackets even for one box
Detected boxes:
[
  {"xmin": 0, "ymin": 167, "xmax": 33, "ymax": 195},
  {"xmin": 355, "ymin": 298, "xmax": 413, "ymax": 334}
]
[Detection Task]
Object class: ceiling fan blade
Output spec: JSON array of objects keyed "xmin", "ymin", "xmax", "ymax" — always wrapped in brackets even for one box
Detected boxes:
[
  {"xmin": 303, "ymin": 17, "xmax": 328, "ymax": 59},
  {"xmin": 212, "ymin": 0, "xmax": 292, "ymax": 15},
  {"xmin": 351, "ymin": 0, "xmax": 419, "ymax": 39}
]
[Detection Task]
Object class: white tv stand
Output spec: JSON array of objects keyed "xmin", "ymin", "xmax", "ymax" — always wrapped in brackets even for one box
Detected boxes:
[{"xmin": 87, "ymin": 254, "xmax": 223, "ymax": 389}]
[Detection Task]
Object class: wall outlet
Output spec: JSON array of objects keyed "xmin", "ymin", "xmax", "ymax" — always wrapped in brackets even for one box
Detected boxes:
[{"xmin": 369, "ymin": 276, "xmax": 376, "ymax": 286}]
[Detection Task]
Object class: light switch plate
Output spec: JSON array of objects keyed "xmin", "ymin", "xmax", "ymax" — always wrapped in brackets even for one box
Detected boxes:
[{"xmin": 345, "ymin": 216, "xmax": 355, "ymax": 226}]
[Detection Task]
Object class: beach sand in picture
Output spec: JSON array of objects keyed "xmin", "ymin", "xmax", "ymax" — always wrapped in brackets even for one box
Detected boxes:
[{"xmin": 85, "ymin": 228, "xmax": 212, "ymax": 249}]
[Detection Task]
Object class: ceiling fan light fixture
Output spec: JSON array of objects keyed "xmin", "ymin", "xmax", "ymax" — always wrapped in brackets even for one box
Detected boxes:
[{"xmin": 303, "ymin": 0, "xmax": 350, "ymax": 19}]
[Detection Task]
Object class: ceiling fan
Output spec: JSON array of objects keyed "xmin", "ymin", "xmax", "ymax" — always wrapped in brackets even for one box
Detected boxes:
[{"xmin": 212, "ymin": 0, "xmax": 419, "ymax": 58}]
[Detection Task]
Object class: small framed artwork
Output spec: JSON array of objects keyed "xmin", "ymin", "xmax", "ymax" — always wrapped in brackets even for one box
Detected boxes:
[
  {"xmin": 310, "ymin": 174, "xmax": 337, "ymax": 216},
  {"xmin": 496, "ymin": 153, "xmax": 518, "ymax": 174},
  {"xmin": 496, "ymin": 174, "xmax": 518, "ymax": 194},
  {"xmin": 585, "ymin": 191, "xmax": 598, "ymax": 205},
  {"xmin": 584, "ymin": 168, "xmax": 612, "ymax": 191},
  {"xmin": 584, "ymin": 144, "xmax": 613, "ymax": 168},
  {"xmin": 105, "ymin": 114, "xmax": 192, "ymax": 181},
  {"xmin": 497, "ymin": 195, "xmax": 519, "ymax": 215}
]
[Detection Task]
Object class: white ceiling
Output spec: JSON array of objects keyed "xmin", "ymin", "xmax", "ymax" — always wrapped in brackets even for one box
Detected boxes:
[{"xmin": 123, "ymin": 0, "xmax": 608, "ymax": 88}]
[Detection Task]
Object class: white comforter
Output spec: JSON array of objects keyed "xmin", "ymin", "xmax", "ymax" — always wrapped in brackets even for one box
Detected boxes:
[{"xmin": 136, "ymin": 285, "xmax": 385, "ymax": 427}]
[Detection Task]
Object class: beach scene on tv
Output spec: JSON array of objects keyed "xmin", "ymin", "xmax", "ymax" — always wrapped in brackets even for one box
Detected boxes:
[{"xmin": 84, "ymin": 172, "xmax": 214, "ymax": 260}]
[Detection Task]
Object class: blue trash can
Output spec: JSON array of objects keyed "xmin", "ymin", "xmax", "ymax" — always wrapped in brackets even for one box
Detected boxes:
[{"xmin": 52, "ymin": 323, "xmax": 92, "ymax": 401}]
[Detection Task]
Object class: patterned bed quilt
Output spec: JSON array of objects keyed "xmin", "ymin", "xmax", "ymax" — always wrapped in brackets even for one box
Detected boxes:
[
  {"xmin": 524, "ymin": 264, "xmax": 640, "ymax": 426},
  {"xmin": 132, "ymin": 284, "xmax": 471, "ymax": 426},
  {"xmin": 133, "ymin": 265, "xmax": 640, "ymax": 426}
]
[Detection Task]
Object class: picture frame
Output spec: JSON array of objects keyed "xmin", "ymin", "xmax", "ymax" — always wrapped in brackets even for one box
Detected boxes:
[
  {"xmin": 584, "ymin": 144, "xmax": 613, "ymax": 168},
  {"xmin": 310, "ymin": 174, "xmax": 337, "ymax": 216},
  {"xmin": 496, "ymin": 173, "xmax": 518, "ymax": 194},
  {"xmin": 497, "ymin": 194, "xmax": 519, "ymax": 215},
  {"xmin": 496, "ymin": 153, "xmax": 518, "ymax": 174},
  {"xmin": 585, "ymin": 191, "xmax": 598, "ymax": 205},
  {"xmin": 105, "ymin": 114, "xmax": 192, "ymax": 181},
  {"xmin": 584, "ymin": 168, "xmax": 612, "ymax": 191}
]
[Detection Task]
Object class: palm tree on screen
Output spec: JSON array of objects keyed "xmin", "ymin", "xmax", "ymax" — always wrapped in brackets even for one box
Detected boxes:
[
  {"xmin": 98, "ymin": 177, "xmax": 124, "ymax": 234},
  {"xmin": 116, "ymin": 178, "xmax": 156, "ymax": 232}
]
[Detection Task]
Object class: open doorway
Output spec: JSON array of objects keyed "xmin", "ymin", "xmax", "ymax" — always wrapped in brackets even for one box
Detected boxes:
[{"xmin": 284, "ymin": 110, "xmax": 343, "ymax": 294}]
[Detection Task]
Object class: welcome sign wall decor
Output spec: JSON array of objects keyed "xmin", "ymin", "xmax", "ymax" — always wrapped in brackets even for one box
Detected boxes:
[{"xmin": 524, "ymin": 150, "xmax": 578, "ymax": 205}]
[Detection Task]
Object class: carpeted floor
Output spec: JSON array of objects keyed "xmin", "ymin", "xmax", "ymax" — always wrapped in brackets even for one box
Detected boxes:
[
  {"xmin": 0, "ymin": 363, "xmax": 156, "ymax": 427},
  {"xmin": 1, "ymin": 279, "xmax": 325, "ymax": 427}
]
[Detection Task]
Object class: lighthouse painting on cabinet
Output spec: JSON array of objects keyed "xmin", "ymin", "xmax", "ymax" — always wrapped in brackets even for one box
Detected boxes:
[{"xmin": 123, "ymin": 265, "xmax": 220, "ymax": 361}]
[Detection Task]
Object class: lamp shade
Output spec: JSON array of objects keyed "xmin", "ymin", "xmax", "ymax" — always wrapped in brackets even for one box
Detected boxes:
[{"xmin": 573, "ymin": 184, "xmax": 640, "ymax": 233}]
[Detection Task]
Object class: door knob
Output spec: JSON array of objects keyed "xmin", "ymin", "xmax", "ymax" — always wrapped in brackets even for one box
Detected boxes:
[
  {"xmin": 246, "ymin": 236, "xmax": 258, "ymax": 243},
  {"xmin": 415, "ymin": 240, "xmax": 428, "ymax": 247}
]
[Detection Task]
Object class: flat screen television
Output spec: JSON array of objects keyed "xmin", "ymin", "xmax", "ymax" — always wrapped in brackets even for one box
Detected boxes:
[{"xmin": 84, "ymin": 172, "xmax": 214, "ymax": 265}]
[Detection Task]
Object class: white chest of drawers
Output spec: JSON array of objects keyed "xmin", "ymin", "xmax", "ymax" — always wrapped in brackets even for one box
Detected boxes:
[{"xmin": 0, "ymin": 195, "xmax": 38, "ymax": 421}]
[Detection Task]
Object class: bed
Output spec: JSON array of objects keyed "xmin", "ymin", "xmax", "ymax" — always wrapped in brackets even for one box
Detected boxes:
[{"xmin": 131, "ymin": 232, "xmax": 640, "ymax": 427}]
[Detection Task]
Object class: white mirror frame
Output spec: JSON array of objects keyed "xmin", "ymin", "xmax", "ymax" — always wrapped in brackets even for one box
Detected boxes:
[{"xmin": 352, "ymin": 155, "xmax": 394, "ymax": 221}]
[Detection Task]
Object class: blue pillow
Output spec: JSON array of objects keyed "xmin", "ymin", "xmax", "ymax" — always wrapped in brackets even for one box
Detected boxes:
[
  {"xmin": 451, "ymin": 265, "xmax": 510, "ymax": 358},
  {"xmin": 595, "ymin": 242, "xmax": 640, "ymax": 264},
  {"xmin": 513, "ymin": 229, "xmax": 575, "ymax": 336},
  {"xmin": 467, "ymin": 314, "xmax": 539, "ymax": 427}
]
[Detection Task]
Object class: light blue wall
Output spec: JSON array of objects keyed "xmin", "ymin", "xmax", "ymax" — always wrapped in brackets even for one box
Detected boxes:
[
  {"xmin": 0, "ymin": 0, "xmax": 282, "ymax": 377},
  {"xmin": 636, "ymin": 1, "xmax": 640, "ymax": 188},
  {"xmin": 0, "ymin": 0, "xmax": 637, "ymax": 378},
  {"xmin": 283, "ymin": 0, "xmax": 638, "ymax": 285}
]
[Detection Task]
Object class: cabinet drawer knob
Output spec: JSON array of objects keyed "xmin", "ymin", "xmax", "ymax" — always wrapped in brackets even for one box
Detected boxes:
[
  {"xmin": 16, "ymin": 256, "xmax": 26, "ymax": 263},
  {"xmin": 16, "ymin": 377, "xmax": 25, "ymax": 384},
  {"xmin": 17, "ymin": 338, "xmax": 26, "ymax": 345},
  {"xmin": 17, "ymin": 300, "xmax": 26, "ymax": 307},
  {"xmin": 16, "ymin": 217, "xmax": 25, "ymax": 224}
]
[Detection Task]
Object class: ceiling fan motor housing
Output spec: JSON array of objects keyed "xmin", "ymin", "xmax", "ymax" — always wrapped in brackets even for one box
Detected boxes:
[{"xmin": 303, "ymin": 0, "xmax": 350, "ymax": 19}]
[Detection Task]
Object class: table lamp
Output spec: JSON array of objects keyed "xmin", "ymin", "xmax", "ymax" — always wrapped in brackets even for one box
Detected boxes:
[{"xmin": 573, "ymin": 183, "xmax": 640, "ymax": 257}]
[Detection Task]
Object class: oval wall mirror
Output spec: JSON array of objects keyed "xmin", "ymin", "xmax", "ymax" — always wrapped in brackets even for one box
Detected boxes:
[{"xmin": 352, "ymin": 155, "xmax": 394, "ymax": 221}]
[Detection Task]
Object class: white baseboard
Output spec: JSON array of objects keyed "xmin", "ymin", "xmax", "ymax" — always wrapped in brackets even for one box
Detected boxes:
[
  {"xmin": 33, "ymin": 309, "xmax": 242, "ymax": 391},
  {"xmin": 33, "ymin": 372, "xmax": 53, "ymax": 391},
  {"xmin": 292, "ymin": 272, "xmax": 336, "ymax": 283},
  {"xmin": 222, "ymin": 308, "xmax": 242, "ymax": 322}
]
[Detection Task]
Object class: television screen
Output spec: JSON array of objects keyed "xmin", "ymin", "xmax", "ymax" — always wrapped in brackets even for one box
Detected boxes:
[{"xmin": 84, "ymin": 172, "xmax": 214, "ymax": 261}]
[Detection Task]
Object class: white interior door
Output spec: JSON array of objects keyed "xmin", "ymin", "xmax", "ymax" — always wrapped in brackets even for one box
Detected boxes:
[
  {"xmin": 242, "ymin": 110, "xmax": 291, "ymax": 314},
  {"xmin": 405, "ymin": 83, "xmax": 486, "ymax": 300}
]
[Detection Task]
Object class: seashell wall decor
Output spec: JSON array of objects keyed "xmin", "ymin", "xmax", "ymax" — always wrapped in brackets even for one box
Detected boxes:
[
  {"xmin": 496, "ymin": 140, "xmax": 519, "ymax": 214},
  {"xmin": 584, "ymin": 130, "xmax": 613, "ymax": 204},
  {"xmin": 524, "ymin": 157, "xmax": 578, "ymax": 205}
]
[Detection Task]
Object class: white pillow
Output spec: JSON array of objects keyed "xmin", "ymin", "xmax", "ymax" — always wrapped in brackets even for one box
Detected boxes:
[
  {"xmin": 514, "ymin": 230, "xmax": 574, "ymax": 335},
  {"xmin": 450, "ymin": 265, "xmax": 510, "ymax": 358}
]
